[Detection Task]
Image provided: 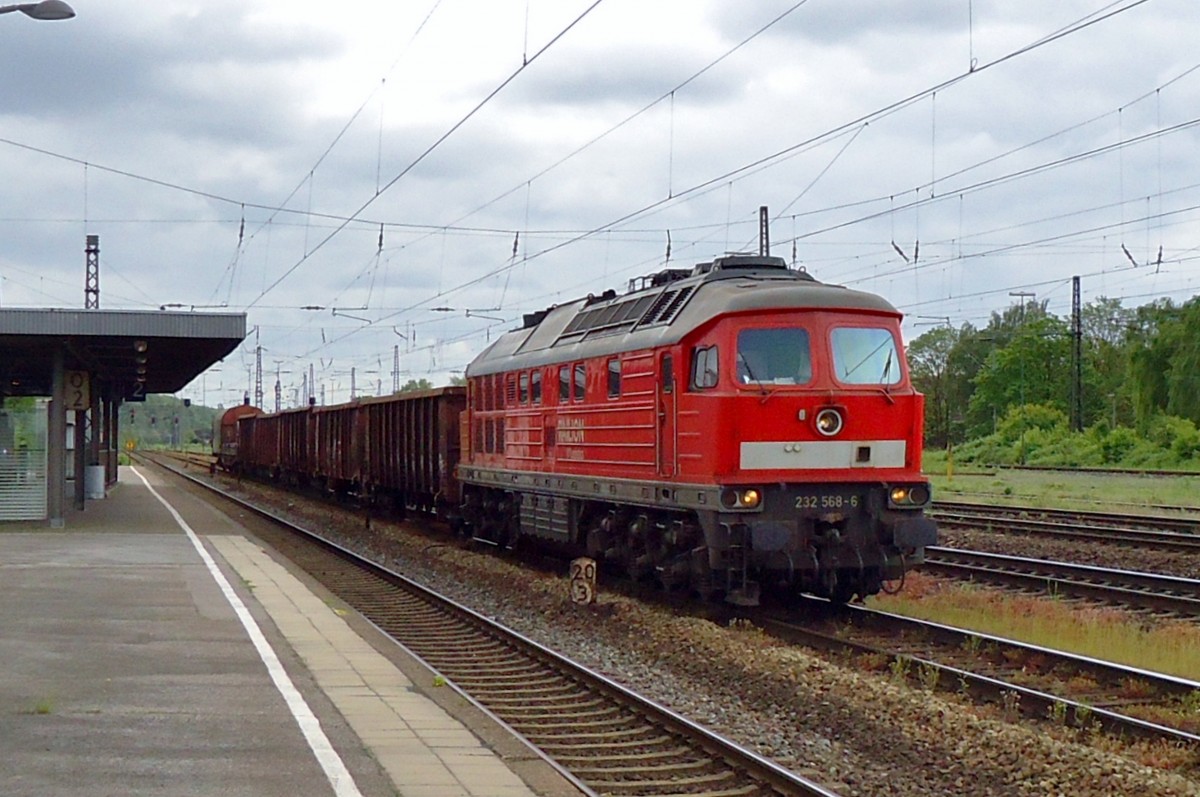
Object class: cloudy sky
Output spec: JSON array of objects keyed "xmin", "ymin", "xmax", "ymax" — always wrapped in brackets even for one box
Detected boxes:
[{"xmin": 3, "ymin": 0, "xmax": 1199, "ymax": 407}]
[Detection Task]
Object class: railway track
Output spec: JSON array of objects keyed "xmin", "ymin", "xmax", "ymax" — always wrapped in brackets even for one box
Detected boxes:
[
  {"xmin": 922, "ymin": 547, "xmax": 1200, "ymax": 616},
  {"xmin": 932, "ymin": 501, "xmax": 1200, "ymax": 551},
  {"xmin": 760, "ymin": 604, "xmax": 1200, "ymax": 746},
  {"xmin": 150, "ymin": 449, "xmax": 217, "ymax": 471},
  {"xmin": 140, "ymin": 453, "xmax": 838, "ymax": 797},
  {"xmin": 145, "ymin": 453, "xmax": 1200, "ymax": 760}
]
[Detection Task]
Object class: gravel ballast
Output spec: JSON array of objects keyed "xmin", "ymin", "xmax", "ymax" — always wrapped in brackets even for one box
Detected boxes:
[{"xmin": 208, "ymin": 474, "xmax": 1200, "ymax": 797}]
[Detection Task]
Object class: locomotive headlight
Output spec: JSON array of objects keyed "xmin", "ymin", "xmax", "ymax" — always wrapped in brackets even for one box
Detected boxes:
[
  {"xmin": 815, "ymin": 408, "xmax": 844, "ymax": 437},
  {"xmin": 721, "ymin": 487, "xmax": 763, "ymax": 510},
  {"xmin": 889, "ymin": 485, "xmax": 932, "ymax": 507}
]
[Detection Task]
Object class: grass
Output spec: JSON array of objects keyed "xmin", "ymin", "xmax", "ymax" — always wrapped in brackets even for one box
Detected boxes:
[
  {"xmin": 923, "ymin": 450, "xmax": 1200, "ymax": 515},
  {"xmin": 19, "ymin": 698, "xmax": 55, "ymax": 716},
  {"xmin": 869, "ymin": 572, "xmax": 1200, "ymax": 682}
]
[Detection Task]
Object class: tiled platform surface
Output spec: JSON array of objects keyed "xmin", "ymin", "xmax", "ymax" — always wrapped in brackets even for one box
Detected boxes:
[{"xmin": 0, "ymin": 465, "xmax": 587, "ymax": 797}]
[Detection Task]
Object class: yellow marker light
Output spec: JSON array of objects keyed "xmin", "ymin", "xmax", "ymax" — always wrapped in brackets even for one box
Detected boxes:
[
  {"xmin": 890, "ymin": 487, "xmax": 910, "ymax": 504},
  {"xmin": 741, "ymin": 489, "xmax": 761, "ymax": 508}
]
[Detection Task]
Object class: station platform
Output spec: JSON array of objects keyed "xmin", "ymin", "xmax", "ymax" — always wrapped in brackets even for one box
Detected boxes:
[{"xmin": 0, "ymin": 465, "xmax": 587, "ymax": 797}]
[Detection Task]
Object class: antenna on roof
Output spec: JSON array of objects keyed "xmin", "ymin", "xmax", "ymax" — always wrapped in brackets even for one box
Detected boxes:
[{"xmin": 758, "ymin": 206, "xmax": 770, "ymax": 256}]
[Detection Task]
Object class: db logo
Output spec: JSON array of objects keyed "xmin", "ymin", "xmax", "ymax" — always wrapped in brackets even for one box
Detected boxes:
[{"xmin": 782, "ymin": 443, "xmax": 803, "ymax": 454}]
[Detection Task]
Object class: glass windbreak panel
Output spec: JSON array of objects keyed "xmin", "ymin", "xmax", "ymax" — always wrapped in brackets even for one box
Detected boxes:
[
  {"xmin": 735, "ymin": 328, "xmax": 812, "ymax": 385},
  {"xmin": 831, "ymin": 327, "xmax": 902, "ymax": 385}
]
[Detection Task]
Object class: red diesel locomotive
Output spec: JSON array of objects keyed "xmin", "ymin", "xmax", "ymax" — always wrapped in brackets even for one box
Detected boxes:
[
  {"xmin": 225, "ymin": 254, "xmax": 935, "ymax": 605},
  {"xmin": 458, "ymin": 254, "xmax": 936, "ymax": 604}
]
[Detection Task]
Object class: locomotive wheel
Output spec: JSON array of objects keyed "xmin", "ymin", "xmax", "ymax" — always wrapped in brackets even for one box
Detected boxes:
[{"xmin": 828, "ymin": 577, "xmax": 856, "ymax": 605}]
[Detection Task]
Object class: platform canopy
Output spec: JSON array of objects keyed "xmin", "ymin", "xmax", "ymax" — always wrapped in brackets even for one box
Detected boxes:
[{"xmin": 0, "ymin": 308, "xmax": 246, "ymax": 399}]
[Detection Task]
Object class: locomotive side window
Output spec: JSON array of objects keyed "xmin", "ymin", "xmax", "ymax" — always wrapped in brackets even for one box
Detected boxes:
[
  {"xmin": 559, "ymin": 365, "xmax": 571, "ymax": 401},
  {"xmin": 831, "ymin": 327, "xmax": 902, "ymax": 385},
  {"xmin": 607, "ymin": 359, "xmax": 622, "ymax": 398},
  {"xmin": 690, "ymin": 346, "xmax": 719, "ymax": 390},
  {"xmin": 531, "ymin": 370, "xmax": 543, "ymax": 404},
  {"xmin": 736, "ymin": 328, "xmax": 812, "ymax": 385},
  {"xmin": 573, "ymin": 363, "xmax": 586, "ymax": 401},
  {"xmin": 519, "ymin": 372, "xmax": 529, "ymax": 404},
  {"xmin": 662, "ymin": 354, "xmax": 674, "ymax": 393}
]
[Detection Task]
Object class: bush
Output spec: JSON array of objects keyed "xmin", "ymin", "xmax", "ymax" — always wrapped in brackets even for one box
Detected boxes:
[
  {"xmin": 1098, "ymin": 427, "xmax": 1140, "ymax": 463},
  {"xmin": 995, "ymin": 403, "xmax": 1069, "ymax": 444}
]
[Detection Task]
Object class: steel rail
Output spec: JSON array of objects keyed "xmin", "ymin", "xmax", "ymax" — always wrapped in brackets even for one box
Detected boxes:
[
  {"xmin": 757, "ymin": 603, "xmax": 1200, "ymax": 746},
  {"xmin": 140, "ymin": 453, "xmax": 841, "ymax": 797},
  {"xmin": 932, "ymin": 501, "xmax": 1200, "ymax": 547},
  {"xmin": 923, "ymin": 547, "xmax": 1200, "ymax": 615}
]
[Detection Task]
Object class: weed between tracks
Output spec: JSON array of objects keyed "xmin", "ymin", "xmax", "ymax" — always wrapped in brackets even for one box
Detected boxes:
[{"xmin": 868, "ymin": 572, "xmax": 1200, "ymax": 681}]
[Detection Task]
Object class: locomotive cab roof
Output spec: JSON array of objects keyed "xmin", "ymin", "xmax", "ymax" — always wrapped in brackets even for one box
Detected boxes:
[{"xmin": 466, "ymin": 255, "xmax": 899, "ymax": 377}]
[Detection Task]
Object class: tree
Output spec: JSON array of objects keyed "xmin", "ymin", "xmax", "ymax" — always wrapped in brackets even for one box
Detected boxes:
[
  {"xmin": 1127, "ymin": 299, "xmax": 1183, "ymax": 426},
  {"xmin": 1080, "ymin": 297, "xmax": 1135, "ymax": 428},
  {"xmin": 398, "ymin": 378, "xmax": 433, "ymax": 393},
  {"xmin": 1165, "ymin": 298, "xmax": 1200, "ymax": 423},
  {"xmin": 967, "ymin": 315, "xmax": 1072, "ymax": 438},
  {"xmin": 908, "ymin": 326, "xmax": 958, "ymax": 447}
]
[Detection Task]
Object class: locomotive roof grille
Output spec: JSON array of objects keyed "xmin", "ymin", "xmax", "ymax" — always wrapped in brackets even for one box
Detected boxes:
[{"xmin": 636, "ymin": 284, "xmax": 695, "ymax": 327}]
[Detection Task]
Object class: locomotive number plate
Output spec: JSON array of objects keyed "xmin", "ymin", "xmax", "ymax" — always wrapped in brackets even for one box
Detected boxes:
[{"xmin": 794, "ymin": 493, "xmax": 860, "ymax": 510}]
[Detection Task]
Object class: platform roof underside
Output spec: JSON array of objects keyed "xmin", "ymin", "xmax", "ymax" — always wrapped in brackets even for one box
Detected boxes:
[{"xmin": 0, "ymin": 309, "xmax": 246, "ymax": 398}]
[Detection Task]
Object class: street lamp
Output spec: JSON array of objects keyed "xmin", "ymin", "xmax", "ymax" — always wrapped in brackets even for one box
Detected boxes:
[{"xmin": 0, "ymin": 1, "xmax": 75, "ymax": 19}]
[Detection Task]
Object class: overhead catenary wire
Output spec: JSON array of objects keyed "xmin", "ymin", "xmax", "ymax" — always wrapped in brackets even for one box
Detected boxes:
[{"xmin": 243, "ymin": 0, "xmax": 609, "ymax": 310}]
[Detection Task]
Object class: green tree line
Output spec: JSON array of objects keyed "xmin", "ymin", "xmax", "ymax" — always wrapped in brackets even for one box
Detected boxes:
[{"xmin": 908, "ymin": 294, "xmax": 1200, "ymax": 468}]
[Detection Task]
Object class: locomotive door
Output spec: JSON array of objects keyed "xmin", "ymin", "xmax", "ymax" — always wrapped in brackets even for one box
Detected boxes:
[{"xmin": 657, "ymin": 353, "xmax": 676, "ymax": 476}]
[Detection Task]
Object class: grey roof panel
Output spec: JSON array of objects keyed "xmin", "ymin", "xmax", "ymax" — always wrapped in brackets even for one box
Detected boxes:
[{"xmin": 465, "ymin": 270, "xmax": 899, "ymax": 378}]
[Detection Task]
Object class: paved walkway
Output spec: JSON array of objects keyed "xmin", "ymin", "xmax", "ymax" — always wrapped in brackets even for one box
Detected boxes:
[{"xmin": 0, "ymin": 465, "xmax": 586, "ymax": 797}]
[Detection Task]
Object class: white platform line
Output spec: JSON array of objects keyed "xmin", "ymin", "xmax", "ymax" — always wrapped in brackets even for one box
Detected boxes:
[{"xmin": 130, "ymin": 466, "xmax": 363, "ymax": 797}]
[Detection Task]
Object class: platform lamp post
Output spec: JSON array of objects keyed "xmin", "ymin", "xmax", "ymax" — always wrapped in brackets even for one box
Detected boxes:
[
  {"xmin": 1009, "ymin": 290, "xmax": 1036, "ymax": 465},
  {"xmin": 0, "ymin": 1, "xmax": 75, "ymax": 19}
]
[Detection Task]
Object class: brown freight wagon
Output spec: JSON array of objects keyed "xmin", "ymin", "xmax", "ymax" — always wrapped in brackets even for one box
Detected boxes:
[
  {"xmin": 231, "ymin": 387, "xmax": 465, "ymax": 518},
  {"xmin": 313, "ymin": 402, "xmax": 361, "ymax": 496},
  {"xmin": 358, "ymin": 387, "xmax": 465, "ymax": 517},
  {"xmin": 236, "ymin": 410, "xmax": 281, "ymax": 476}
]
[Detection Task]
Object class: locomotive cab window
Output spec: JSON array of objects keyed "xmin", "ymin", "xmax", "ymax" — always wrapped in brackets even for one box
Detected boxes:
[
  {"xmin": 558, "ymin": 365, "xmax": 571, "ymax": 402},
  {"xmin": 531, "ymin": 370, "xmax": 543, "ymax": 404},
  {"xmin": 573, "ymin": 363, "xmax": 586, "ymax": 401},
  {"xmin": 607, "ymin": 359, "xmax": 621, "ymax": 398},
  {"xmin": 831, "ymin": 327, "xmax": 902, "ymax": 386},
  {"xmin": 690, "ymin": 345, "xmax": 719, "ymax": 390},
  {"xmin": 519, "ymin": 372, "xmax": 529, "ymax": 404},
  {"xmin": 736, "ymin": 328, "xmax": 812, "ymax": 385}
]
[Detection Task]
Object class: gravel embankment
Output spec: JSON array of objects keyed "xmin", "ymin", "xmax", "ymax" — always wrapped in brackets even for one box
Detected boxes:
[{"xmin": 214, "ymin": 476, "xmax": 1200, "ymax": 797}]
